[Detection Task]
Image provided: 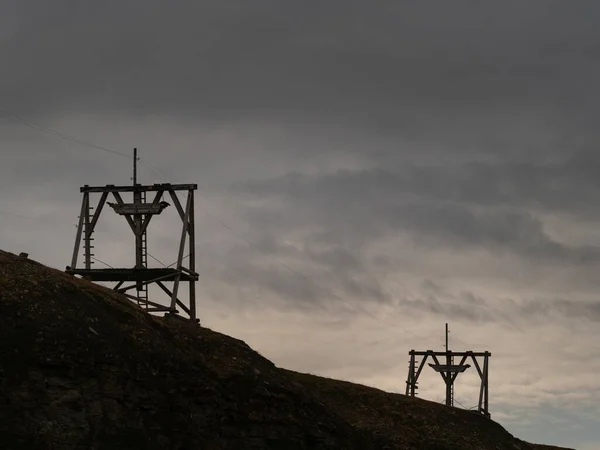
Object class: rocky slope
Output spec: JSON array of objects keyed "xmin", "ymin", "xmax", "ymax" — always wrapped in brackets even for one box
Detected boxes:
[{"xmin": 0, "ymin": 249, "xmax": 572, "ymax": 450}]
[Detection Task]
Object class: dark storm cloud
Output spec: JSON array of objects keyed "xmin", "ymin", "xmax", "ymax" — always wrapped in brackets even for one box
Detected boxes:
[{"xmin": 3, "ymin": 0, "xmax": 600, "ymax": 141}]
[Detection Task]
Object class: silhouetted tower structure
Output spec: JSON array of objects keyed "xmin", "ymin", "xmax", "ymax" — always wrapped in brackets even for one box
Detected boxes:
[
  {"xmin": 405, "ymin": 324, "xmax": 491, "ymax": 417},
  {"xmin": 66, "ymin": 148, "xmax": 199, "ymax": 321}
]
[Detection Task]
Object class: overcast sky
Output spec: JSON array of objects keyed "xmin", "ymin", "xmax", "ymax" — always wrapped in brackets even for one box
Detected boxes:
[{"xmin": 2, "ymin": 1, "xmax": 600, "ymax": 448}]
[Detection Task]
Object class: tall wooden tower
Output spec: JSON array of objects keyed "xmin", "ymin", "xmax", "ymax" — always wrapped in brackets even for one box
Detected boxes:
[
  {"xmin": 66, "ymin": 149, "xmax": 199, "ymax": 321},
  {"xmin": 405, "ymin": 324, "xmax": 491, "ymax": 417}
]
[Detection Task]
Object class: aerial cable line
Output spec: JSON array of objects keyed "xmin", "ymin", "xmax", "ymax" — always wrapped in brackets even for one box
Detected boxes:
[
  {"xmin": 0, "ymin": 210, "xmax": 37, "ymax": 219},
  {"xmin": 90, "ymin": 256, "xmax": 115, "ymax": 269},
  {"xmin": 147, "ymin": 253, "xmax": 167, "ymax": 267},
  {"xmin": 0, "ymin": 109, "xmax": 130, "ymax": 159}
]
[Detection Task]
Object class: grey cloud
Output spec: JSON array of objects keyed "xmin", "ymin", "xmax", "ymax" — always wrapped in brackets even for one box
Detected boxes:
[
  {"xmin": 212, "ymin": 259, "xmax": 326, "ymax": 308},
  {"xmin": 516, "ymin": 298, "xmax": 600, "ymax": 323},
  {"xmin": 398, "ymin": 294, "xmax": 495, "ymax": 323},
  {"xmin": 236, "ymin": 166, "xmax": 600, "ymax": 265},
  {"xmin": 391, "ymin": 202, "xmax": 600, "ymax": 264},
  {"xmin": 238, "ymin": 151, "xmax": 600, "ymax": 219},
  {"xmin": 4, "ymin": 0, "xmax": 600, "ymax": 142},
  {"xmin": 253, "ymin": 235, "xmax": 363, "ymax": 274},
  {"xmin": 397, "ymin": 288, "xmax": 600, "ymax": 325},
  {"xmin": 195, "ymin": 233, "xmax": 389, "ymax": 310}
]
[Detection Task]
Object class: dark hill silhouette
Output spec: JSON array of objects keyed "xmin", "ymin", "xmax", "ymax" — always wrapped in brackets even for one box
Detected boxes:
[{"xmin": 0, "ymin": 249, "xmax": 572, "ymax": 450}]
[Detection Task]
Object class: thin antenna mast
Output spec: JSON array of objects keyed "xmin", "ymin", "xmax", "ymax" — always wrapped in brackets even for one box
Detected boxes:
[{"xmin": 133, "ymin": 147, "xmax": 138, "ymax": 186}]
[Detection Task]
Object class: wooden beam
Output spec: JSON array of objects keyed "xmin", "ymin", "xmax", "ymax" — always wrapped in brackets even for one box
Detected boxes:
[
  {"xmin": 70, "ymin": 195, "xmax": 87, "ymax": 269},
  {"xmin": 451, "ymin": 355, "xmax": 470, "ymax": 382},
  {"xmin": 140, "ymin": 191, "xmax": 164, "ymax": 235},
  {"xmin": 121, "ymin": 292, "xmax": 172, "ymax": 310},
  {"xmin": 406, "ymin": 351, "xmax": 416, "ymax": 396},
  {"xmin": 81, "ymin": 183, "xmax": 197, "ymax": 193},
  {"xmin": 89, "ymin": 192, "xmax": 109, "ymax": 232},
  {"xmin": 170, "ymin": 192, "xmax": 192, "ymax": 309},
  {"xmin": 146, "ymin": 307, "xmax": 175, "ymax": 313},
  {"xmin": 484, "ymin": 353, "xmax": 490, "ymax": 416},
  {"xmin": 180, "ymin": 266, "xmax": 199, "ymax": 277},
  {"xmin": 168, "ymin": 189, "xmax": 186, "ymax": 224},
  {"xmin": 470, "ymin": 355, "xmax": 483, "ymax": 379},
  {"xmin": 116, "ymin": 272, "xmax": 182, "ymax": 293},
  {"xmin": 83, "ymin": 192, "xmax": 91, "ymax": 270},
  {"xmin": 175, "ymin": 299, "xmax": 191, "ymax": 316},
  {"xmin": 411, "ymin": 350, "xmax": 491, "ymax": 357},
  {"xmin": 154, "ymin": 281, "xmax": 190, "ymax": 315},
  {"xmin": 188, "ymin": 189, "xmax": 196, "ymax": 321},
  {"xmin": 430, "ymin": 354, "xmax": 448, "ymax": 382},
  {"xmin": 112, "ymin": 192, "xmax": 136, "ymax": 233},
  {"xmin": 414, "ymin": 354, "xmax": 429, "ymax": 382}
]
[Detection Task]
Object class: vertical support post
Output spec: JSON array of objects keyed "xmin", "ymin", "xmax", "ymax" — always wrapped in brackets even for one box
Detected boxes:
[
  {"xmin": 478, "ymin": 355, "xmax": 485, "ymax": 415},
  {"xmin": 83, "ymin": 192, "xmax": 92, "ymax": 270},
  {"xmin": 133, "ymin": 149, "xmax": 143, "ymax": 270},
  {"xmin": 406, "ymin": 350, "xmax": 416, "ymax": 396},
  {"xmin": 188, "ymin": 189, "xmax": 196, "ymax": 321},
  {"xmin": 445, "ymin": 373, "xmax": 452, "ymax": 406},
  {"xmin": 70, "ymin": 194, "xmax": 87, "ymax": 269},
  {"xmin": 483, "ymin": 352, "xmax": 490, "ymax": 417},
  {"xmin": 445, "ymin": 323, "xmax": 452, "ymax": 407}
]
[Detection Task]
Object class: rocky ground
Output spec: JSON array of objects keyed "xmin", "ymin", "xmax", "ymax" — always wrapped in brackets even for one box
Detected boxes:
[{"xmin": 0, "ymin": 249, "xmax": 572, "ymax": 450}]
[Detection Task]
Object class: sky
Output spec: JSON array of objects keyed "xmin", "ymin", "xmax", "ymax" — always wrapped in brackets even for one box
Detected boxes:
[{"xmin": 2, "ymin": 1, "xmax": 600, "ymax": 448}]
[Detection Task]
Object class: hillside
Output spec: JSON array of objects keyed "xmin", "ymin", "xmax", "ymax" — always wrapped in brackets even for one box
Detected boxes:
[{"xmin": 0, "ymin": 249, "xmax": 572, "ymax": 450}]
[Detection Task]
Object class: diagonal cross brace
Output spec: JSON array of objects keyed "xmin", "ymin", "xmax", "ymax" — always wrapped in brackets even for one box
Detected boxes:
[
  {"xmin": 112, "ymin": 192, "xmax": 136, "ymax": 233},
  {"xmin": 140, "ymin": 191, "xmax": 164, "ymax": 235}
]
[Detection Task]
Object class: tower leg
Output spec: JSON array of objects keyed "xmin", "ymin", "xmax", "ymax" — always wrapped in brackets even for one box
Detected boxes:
[
  {"xmin": 188, "ymin": 189, "xmax": 196, "ymax": 321},
  {"xmin": 446, "ymin": 349, "xmax": 452, "ymax": 406},
  {"xmin": 70, "ymin": 195, "xmax": 87, "ymax": 270},
  {"xmin": 483, "ymin": 352, "xmax": 490, "ymax": 417},
  {"xmin": 407, "ymin": 351, "xmax": 415, "ymax": 396},
  {"xmin": 83, "ymin": 192, "xmax": 92, "ymax": 271}
]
